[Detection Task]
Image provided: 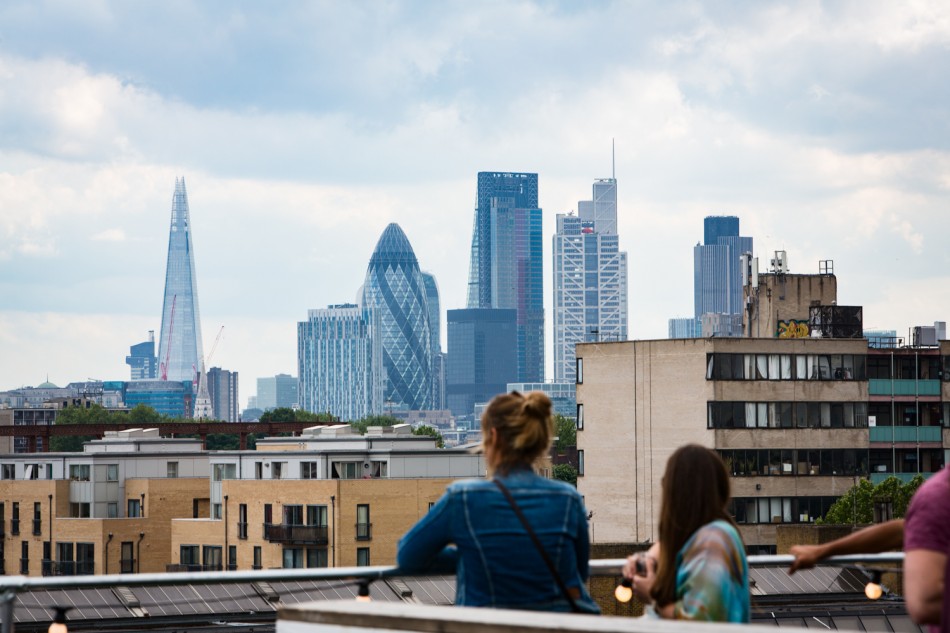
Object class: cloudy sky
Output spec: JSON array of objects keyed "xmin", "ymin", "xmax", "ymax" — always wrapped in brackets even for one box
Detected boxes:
[{"xmin": 1, "ymin": 1, "xmax": 949, "ymax": 404}]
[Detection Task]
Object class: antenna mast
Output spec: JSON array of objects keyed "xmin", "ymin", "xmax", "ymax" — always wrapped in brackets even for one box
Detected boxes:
[{"xmin": 612, "ymin": 138, "xmax": 615, "ymax": 180}]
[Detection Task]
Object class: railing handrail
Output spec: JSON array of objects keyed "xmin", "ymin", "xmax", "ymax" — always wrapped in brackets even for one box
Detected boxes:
[{"xmin": 0, "ymin": 553, "xmax": 904, "ymax": 593}]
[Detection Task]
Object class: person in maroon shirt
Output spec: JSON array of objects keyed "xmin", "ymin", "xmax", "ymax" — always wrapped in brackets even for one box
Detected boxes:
[{"xmin": 903, "ymin": 467, "xmax": 949, "ymax": 633}]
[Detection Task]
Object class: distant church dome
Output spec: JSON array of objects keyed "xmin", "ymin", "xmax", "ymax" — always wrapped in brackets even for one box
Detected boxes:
[{"xmin": 37, "ymin": 380, "xmax": 59, "ymax": 389}]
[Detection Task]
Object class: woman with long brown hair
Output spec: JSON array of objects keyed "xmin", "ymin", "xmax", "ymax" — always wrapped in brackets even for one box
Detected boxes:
[{"xmin": 622, "ymin": 444, "xmax": 749, "ymax": 622}]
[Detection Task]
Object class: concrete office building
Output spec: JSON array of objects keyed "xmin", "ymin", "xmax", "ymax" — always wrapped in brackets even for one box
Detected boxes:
[{"xmin": 577, "ymin": 267, "xmax": 949, "ymax": 552}]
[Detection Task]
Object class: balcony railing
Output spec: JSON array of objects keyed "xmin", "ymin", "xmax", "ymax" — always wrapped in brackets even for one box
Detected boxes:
[
  {"xmin": 869, "ymin": 378, "xmax": 941, "ymax": 396},
  {"xmin": 0, "ymin": 554, "xmax": 907, "ymax": 633},
  {"xmin": 120, "ymin": 558, "xmax": 135, "ymax": 573},
  {"xmin": 31, "ymin": 519, "xmax": 41, "ymax": 536},
  {"xmin": 237, "ymin": 521, "xmax": 248, "ymax": 539},
  {"xmin": 10, "ymin": 519, "xmax": 19, "ymax": 536},
  {"xmin": 166, "ymin": 563, "xmax": 223, "ymax": 572},
  {"xmin": 356, "ymin": 522, "xmax": 372, "ymax": 540},
  {"xmin": 869, "ymin": 425, "xmax": 943, "ymax": 443},
  {"xmin": 263, "ymin": 523, "xmax": 329, "ymax": 544}
]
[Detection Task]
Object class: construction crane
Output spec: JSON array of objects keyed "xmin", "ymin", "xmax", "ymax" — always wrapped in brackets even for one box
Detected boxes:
[
  {"xmin": 206, "ymin": 326, "xmax": 225, "ymax": 368},
  {"xmin": 159, "ymin": 294, "xmax": 177, "ymax": 381}
]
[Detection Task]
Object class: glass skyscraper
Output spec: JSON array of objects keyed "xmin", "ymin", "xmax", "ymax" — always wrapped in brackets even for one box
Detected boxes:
[
  {"xmin": 157, "ymin": 178, "xmax": 204, "ymax": 385},
  {"xmin": 421, "ymin": 271, "xmax": 444, "ymax": 410},
  {"xmin": 466, "ymin": 172, "xmax": 544, "ymax": 382},
  {"xmin": 446, "ymin": 308, "xmax": 518, "ymax": 417},
  {"xmin": 553, "ymin": 177, "xmax": 628, "ymax": 382},
  {"xmin": 693, "ymin": 215, "xmax": 753, "ymax": 336},
  {"xmin": 298, "ymin": 304, "xmax": 382, "ymax": 420},
  {"xmin": 361, "ymin": 223, "xmax": 433, "ymax": 411}
]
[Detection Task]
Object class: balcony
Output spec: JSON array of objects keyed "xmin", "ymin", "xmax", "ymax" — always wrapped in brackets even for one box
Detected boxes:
[
  {"xmin": 166, "ymin": 563, "xmax": 223, "ymax": 572},
  {"xmin": 869, "ymin": 425, "xmax": 943, "ymax": 443},
  {"xmin": 868, "ymin": 378, "xmax": 940, "ymax": 397},
  {"xmin": 263, "ymin": 523, "xmax": 329, "ymax": 544},
  {"xmin": 869, "ymin": 471, "xmax": 937, "ymax": 485}
]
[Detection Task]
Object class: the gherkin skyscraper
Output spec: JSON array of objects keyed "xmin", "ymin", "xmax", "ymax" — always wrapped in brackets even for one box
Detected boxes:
[
  {"xmin": 361, "ymin": 223, "xmax": 432, "ymax": 410},
  {"xmin": 157, "ymin": 178, "xmax": 204, "ymax": 385}
]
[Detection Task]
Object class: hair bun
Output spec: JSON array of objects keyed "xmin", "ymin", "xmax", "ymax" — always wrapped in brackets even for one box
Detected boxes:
[{"xmin": 521, "ymin": 391, "xmax": 552, "ymax": 421}]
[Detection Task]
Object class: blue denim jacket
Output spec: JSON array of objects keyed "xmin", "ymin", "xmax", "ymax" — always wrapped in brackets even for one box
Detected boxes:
[{"xmin": 397, "ymin": 467, "xmax": 599, "ymax": 613}]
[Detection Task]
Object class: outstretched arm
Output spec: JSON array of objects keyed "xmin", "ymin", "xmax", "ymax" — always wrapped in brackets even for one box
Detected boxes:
[{"xmin": 788, "ymin": 519, "xmax": 904, "ymax": 574}]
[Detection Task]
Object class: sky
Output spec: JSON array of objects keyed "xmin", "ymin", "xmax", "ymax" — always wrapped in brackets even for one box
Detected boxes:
[{"xmin": 1, "ymin": 1, "xmax": 949, "ymax": 406}]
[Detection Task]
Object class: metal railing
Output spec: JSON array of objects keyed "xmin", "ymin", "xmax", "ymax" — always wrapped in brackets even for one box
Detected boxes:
[
  {"xmin": 356, "ymin": 522, "xmax": 372, "ymax": 540},
  {"xmin": 0, "ymin": 553, "xmax": 906, "ymax": 633},
  {"xmin": 263, "ymin": 522, "xmax": 329, "ymax": 544}
]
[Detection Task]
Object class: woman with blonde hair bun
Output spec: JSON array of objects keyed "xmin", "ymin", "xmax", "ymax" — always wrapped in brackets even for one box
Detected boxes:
[{"xmin": 397, "ymin": 391, "xmax": 599, "ymax": 613}]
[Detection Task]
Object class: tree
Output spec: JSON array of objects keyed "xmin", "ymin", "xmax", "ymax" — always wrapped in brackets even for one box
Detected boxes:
[
  {"xmin": 128, "ymin": 404, "xmax": 163, "ymax": 426},
  {"xmin": 51, "ymin": 404, "xmax": 114, "ymax": 452},
  {"xmin": 820, "ymin": 475, "xmax": 926, "ymax": 524},
  {"xmin": 553, "ymin": 414, "xmax": 576, "ymax": 453},
  {"xmin": 412, "ymin": 425, "xmax": 444, "ymax": 448},
  {"xmin": 553, "ymin": 463, "xmax": 578, "ymax": 487}
]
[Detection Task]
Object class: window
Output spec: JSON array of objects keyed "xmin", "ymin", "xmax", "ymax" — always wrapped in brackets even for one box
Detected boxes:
[
  {"xmin": 212, "ymin": 503, "xmax": 222, "ymax": 520},
  {"xmin": 356, "ymin": 547, "xmax": 370, "ymax": 567},
  {"xmin": 107, "ymin": 503, "xmax": 117, "ymax": 518},
  {"xmin": 578, "ymin": 450, "xmax": 585, "ymax": 476},
  {"xmin": 56, "ymin": 542, "xmax": 74, "ymax": 575},
  {"xmin": 332, "ymin": 462, "xmax": 360, "ymax": 479},
  {"xmin": 42, "ymin": 542, "xmax": 51, "ymax": 577},
  {"xmin": 69, "ymin": 464, "xmax": 90, "ymax": 481},
  {"xmin": 167, "ymin": 462, "xmax": 179, "ymax": 478},
  {"xmin": 203, "ymin": 546, "xmax": 222, "ymax": 571},
  {"xmin": 255, "ymin": 462, "xmax": 263, "ymax": 479},
  {"xmin": 283, "ymin": 505, "xmax": 303, "ymax": 526},
  {"xmin": 228, "ymin": 545, "xmax": 237, "ymax": 571},
  {"xmin": 25, "ymin": 464, "xmax": 39, "ymax": 480},
  {"xmin": 356, "ymin": 504, "xmax": 371, "ymax": 540},
  {"xmin": 33, "ymin": 502, "xmax": 41, "ymax": 535},
  {"xmin": 283, "ymin": 547, "xmax": 304, "ymax": 568},
  {"xmin": 213, "ymin": 463, "xmax": 236, "ymax": 481},
  {"xmin": 253, "ymin": 546, "xmax": 262, "ymax": 570},
  {"xmin": 238, "ymin": 504, "xmax": 248, "ymax": 539},
  {"xmin": 576, "ymin": 358, "xmax": 583, "ymax": 384},
  {"xmin": 121, "ymin": 542, "xmax": 134, "ymax": 573},
  {"xmin": 70, "ymin": 503, "xmax": 90, "ymax": 518},
  {"xmin": 106, "ymin": 464, "xmax": 118, "ymax": 481},
  {"xmin": 76, "ymin": 543, "xmax": 94, "ymax": 575},
  {"xmin": 301, "ymin": 462, "xmax": 318, "ymax": 479},
  {"xmin": 370, "ymin": 461, "xmax": 387, "ymax": 478},
  {"xmin": 576, "ymin": 404, "xmax": 584, "ymax": 430},
  {"xmin": 307, "ymin": 548, "xmax": 328, "ymax": 568},
  {"xmin": 180, "ymin": 545, "xmax": 200, "ymax": 567},
  {"xmin": 20, "ymin": 541, "xmax": 28, "ymax": 574},
  {"xmin": 272, "ymin": 462, "xmax": 284, "ymax": 479},
  {"xmin": 127, "ymin": 499, "xmax": 141, "ymax": 518},
  {"xmin": 11, "ymin": 502, "xmax": 19, "ymax": 535},
  {"xmin": 2, "ymin": 464, "xmax": 14, "ymax": 479},
  {"xmin": 307, "ymin": 505, "xmax": 328, "ymax": 527}
]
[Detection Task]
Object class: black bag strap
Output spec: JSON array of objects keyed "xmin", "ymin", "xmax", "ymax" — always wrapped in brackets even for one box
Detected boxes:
[{"xmin": 492, "ymin": 478, "xmax": 582, "ymax": 613}]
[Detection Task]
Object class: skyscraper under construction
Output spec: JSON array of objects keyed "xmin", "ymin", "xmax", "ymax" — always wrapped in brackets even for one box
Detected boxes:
[{"xmin": 157, "ymin": 178, "xmax": 204, "ymax": 385}]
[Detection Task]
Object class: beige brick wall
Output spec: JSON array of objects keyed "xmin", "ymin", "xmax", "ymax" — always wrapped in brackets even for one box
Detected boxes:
[{"xmin": 169, "ymin": 477, "xmax": 456, "ymax": 570}]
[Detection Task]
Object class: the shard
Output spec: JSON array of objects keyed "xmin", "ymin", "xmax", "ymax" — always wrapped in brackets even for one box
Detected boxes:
[{"xmin": 157, "ymin": 178, "xmax": 204, "ymax": 385}]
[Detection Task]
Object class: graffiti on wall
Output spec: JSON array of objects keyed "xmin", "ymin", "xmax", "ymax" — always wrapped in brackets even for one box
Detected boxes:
[{"xmin": 777, "ymin": 320, "xmax": 810, "ymax": 339}]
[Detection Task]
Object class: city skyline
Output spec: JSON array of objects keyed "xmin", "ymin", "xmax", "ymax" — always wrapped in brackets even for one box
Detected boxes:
[{"xmin": 2, "ymin": 2, "xmax": 949, "ymax": 394}]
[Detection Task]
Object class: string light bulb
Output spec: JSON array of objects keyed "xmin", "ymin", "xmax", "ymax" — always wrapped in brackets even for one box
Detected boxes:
[
  {"xmin": 614, "ymin": 578, "xmax": 633, "ymax": 603},
  {"xmin": 864, "ymin": 570, "xmax": 884, "ymax": 601},
  {"xmin": 48, "ymin": 606, "xmax": 71, "ymax": 633},
  {"xmin": 356, "ymin": 581, "xmax": 372, "ymax": 602}
]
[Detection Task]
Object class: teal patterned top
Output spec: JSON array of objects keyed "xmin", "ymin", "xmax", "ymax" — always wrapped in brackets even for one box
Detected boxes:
[{"xmin": 670, "ymin": 519, "xmax": 750, "ymax": 622}]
